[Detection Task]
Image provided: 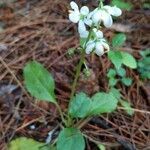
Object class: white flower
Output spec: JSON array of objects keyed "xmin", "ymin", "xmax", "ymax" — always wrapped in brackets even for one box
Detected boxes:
[
  {"xmin": 69, "ymin": 1, "xmax": 90, "ymax": 38},
  {"xmin": 93, "ymin": 28, "xmax": 103, "ymax": 38},
  {"xmin": 91, "ymin": 5, "xmax": 122, "ymax": 27},
  {"xmin": 86, "ymin": 39, "xmax": 109, "ymax": 56},
  {"xmin": 78, "ymin": 20, "xmax": 89, "ymax": 38},
  {"xmin": 85, "ymin": 28, "xmax": 109, "ymax": 56}
]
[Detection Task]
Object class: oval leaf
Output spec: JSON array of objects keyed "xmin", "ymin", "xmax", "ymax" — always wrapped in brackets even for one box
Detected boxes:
[
  {"xmin": 69, "ymin": 92, "xmax": 91, "ymax": 118},
  {"xmin": 24, "ymin": 61, "xmax": 56, "ymax": 103},
  {"xmin": 116, "ymin": 67, "xmax": 126, "ymax": 77},
  {"xmin": 8, "ymin": 137, "xmax": 50, "ymax": 150},
  {"xmin": 112, "ymin": 33, "xmax": 126, "ymax": 47},
  {"xmin": 107, "ymin": 69, "xmax": 116, "ymax": 78},
  {"xmin": 121, "ymin": 77, "xmax": 132, "ymax": 86},
  {"xmin": 108, "ymin": 51, "xmax": 123, "ymax": 69},
  {"xmin": 90, "ymin": 92, "xmax": 118, "ymax": 115},
  {"xmin": 109, "ymin": 77, "xmax": 118, "ymax": 87},
  {"xmin": 57, "ymin": 128, "xmax": 85, "ymax": 150},
  {"xmin": 121, "ymin": 52, "xmax": 137, "ymax": 69}
]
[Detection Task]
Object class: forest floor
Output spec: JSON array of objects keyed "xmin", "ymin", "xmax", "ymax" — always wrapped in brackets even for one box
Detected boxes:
[{"xmin": 0, "ymin": 0, "xmax": 150, "ymax": 150}]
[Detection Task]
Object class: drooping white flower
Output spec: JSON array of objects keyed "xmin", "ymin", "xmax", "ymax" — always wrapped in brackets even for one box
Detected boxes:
[
  {"xmin": 69, "ymin": 1, "xmax": 90, "ymax": 38},
  {"xmin": 85, "ymin": 28, "xmax": 109, "ymax": 56},
  {"xmin": 69, "ymin": 1, "xmax": 79, "ymax": 23},
  {"xmin": 86, "ymin": 39, "xmax": 109, "ymax": 56},
  {"xmin": 93, "ymin": 28, "xmax": 103, "ymax": 38},
  {"xmin": 91, "ymin": 5, "xmax": 122, "ymax": 27}
]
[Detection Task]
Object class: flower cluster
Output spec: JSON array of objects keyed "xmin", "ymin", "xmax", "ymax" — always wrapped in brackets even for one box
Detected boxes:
[{"xmin": 69, "ymin": 1, "xmax": 122, "ymax": 56}]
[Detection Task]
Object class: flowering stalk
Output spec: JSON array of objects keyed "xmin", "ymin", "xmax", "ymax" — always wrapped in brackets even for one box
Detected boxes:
[
  {"xmin": 67, "ymin": 1, "xmax": 122, "ymax": 126},
  {"xmin": 67, "ymin": 27, "xmax": 93, "ymax": 127},
  {"xmin": 70, "ymin": 26, "xmax": 93, "ymax": 100}
]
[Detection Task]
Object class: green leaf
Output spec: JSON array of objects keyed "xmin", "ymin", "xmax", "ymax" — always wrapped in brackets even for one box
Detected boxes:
[
  {"xmin": 121, "ymin": 77, "xmax": 132, "ymax": 86},
  {"xmin": 120, "ymin": 100, "xmax": 134, "ymax": 116},
  {"xmin": 80, "ymin": 38, "xmax": 86, "ymax": 48},
  {"xmin": 141, "ymin": 71, "xmax": 150, "ymax": 79},
  {"xmin": 112, "ymin": 33, "xmax": 126, "ymax": 47},
  {"xmin": 109, "ymin": 77, "xmax": 118, "ymax": 87},
  {"xmin": 57, "ymin": 128, "xmax": 85, "ymax": 150},
  {"xmin": 90, "ymin": 92, "xmax": 118, "ymax": 115},
  {"xmin": 107, "ymin": 69, "xmax": 116, "ymax": 78},
  {"xmin": 116, "ymin": 67, "xmax": 126, "ymax": 77},
  {"xmin": 139, "ymin": 57, "xmax": 150, "ymax": 66},
  {"xmin": 98, "ymin": 144, "xmax": 106, "ymax": 150},
  {"xmin": 23, "ymin": 61, "xmax": 56, "ymax": 103},
  {"xmin": 111, "ymin": 0, "xmax": 133, "ymax": 11},
  {"xmin": 108, "ymin": 51, "xmax": 123, "ymax": 69},
  {"xmin": 110, "ymin": 88, "xmax": 121, "ymax": 100},
  {"xmin": 138, "ymin": 50, "xmax": 150, "ymax": 79},
  {"xmin": 8, "ymin": 137, "xmax": 50, "ymax": 150},
  {"xmin": 69, "ymin": 93, "xmax": 91, "ymax": 118},
  {"xmin": 121, "ymin": 52, "xmax": 137, "ymax": 69},
  {"xmin": 140, "ymin": 49, "xmax": 150, "ymax": 58}
]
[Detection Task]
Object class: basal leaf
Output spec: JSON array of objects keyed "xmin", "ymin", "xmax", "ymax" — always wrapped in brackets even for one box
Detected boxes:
[
  {"xmin": 112, "ymin": 33, "xmax": 126, "ymax": 47},
  {"xmin": 24, "ymin": 61, "xmax": 56, "ymax": 103},
  {"xmin": 69, "ymin": 92, "xmax": 91, "ymax": 118},
  {"xmin": 89, "ymin": 92, "xmax": 118, "ymax": 115},
  {"xmin": 57, "ymin": 128, "xmax": 85, "ymax": 150},
  {"xmin": 108, "ymin": 51, "xmax": 123, "ymax": 69},
  {"xmin": 121, "ymin": 52, "xmax": 137, "ymax": 69},
  {"xmin": 8, "ymin": 137, "xmax": 50, "ymax": 150}
]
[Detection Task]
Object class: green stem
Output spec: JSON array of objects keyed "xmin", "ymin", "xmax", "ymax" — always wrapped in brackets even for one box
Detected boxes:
[
  {"xmin": 65, "ymin": 51, "xmax": 85, "ymax": 127},
  {"xmin": 55, "ymin": 103, "xmax": 66, "ymax": 125},
  {"xmin": 70, "ymin": 51, "xmax": 85, "ymax": 100},
  {"xmin": 66, "ymin": 26, "xmax": 94, "ymax": 127},
  {"xmin": 99, "ymin": 0, "xmax": 104, "ymax": 8},
  {"xmin": 70, "ymin": 26, "xmax": 94, "ymax": 101},
  {"xmin": 76, "ymin": 117, "xmax": 92, "ymax": 129}
]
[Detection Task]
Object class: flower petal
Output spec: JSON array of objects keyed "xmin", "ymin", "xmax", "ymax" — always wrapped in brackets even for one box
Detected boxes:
[
  {"xmin": 79, "ymin": 31, "xmax": 89, "ymax": 38},
  {"xmin": 70, "ymin": 1, "xmax": 79, "ymax": 12},
  {"xmin": 92, "ymin": 9, "xmax": 102, "ymax": 25},
  {"xmin": 96, "ymin": 30, "xmax": 103, "ymax": 38},
  {"xmin": 78, "ymin": 20, "xmax": 89, "ymax": 38},
  {"xmin": 95, "ymin": 42, "xmax": 104, "ymax": 56},
  {"xmin": 69, "ymin": 12, "xmax": 80, "ymax": 23},
  {"xmin": 102, "ymin": 41, "xmax": 110, "ymax": 52},
  {"xmin": 110, "ymin": 6, "xmax": 122, "ymax": 16},
  {"xmin": 84, "ymin": 18, "xmax": 92, "ymax": 26},
  {"xmin": 101, "ymin": 11, "xmax": 113, "ymax": 27},
  {"xmin": 78, "ymin": 20, "xmax": 86, "ymax": 33},
  {"xmin": 103, "ymin": 5, "xmax": 112, "ymax": 13},
  {"xmin": 93, "ymin": 28, "xmax": 103, "ymax": 38},
  {"xmin": 80, "ymin": 6, "xmax": 89, "ymax": 16},
  {"xmin": 103, "ymin": 5, "xmax": 122, "ymax": 17},
  {"xmin": 86, "ymin": 40, "xmax": 95, "ymax": 54},
  {"xmin": 87, "ymin": 8, "xmax": 97, "ymax": 20}
]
